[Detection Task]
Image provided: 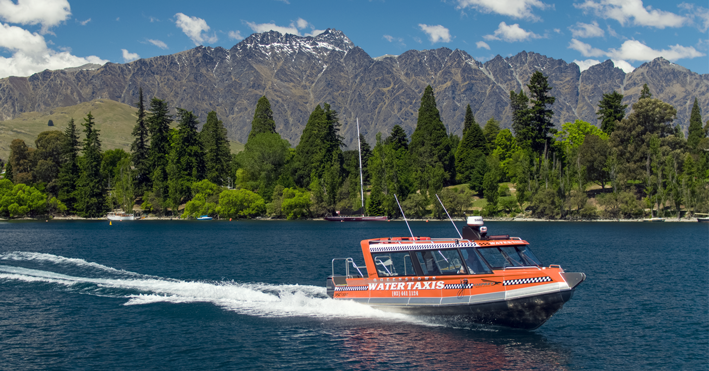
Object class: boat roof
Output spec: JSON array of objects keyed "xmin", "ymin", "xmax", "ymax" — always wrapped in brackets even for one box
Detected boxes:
[{"xmin": 365, "ymin": 237, "xmax": 528, "ymax": 253}]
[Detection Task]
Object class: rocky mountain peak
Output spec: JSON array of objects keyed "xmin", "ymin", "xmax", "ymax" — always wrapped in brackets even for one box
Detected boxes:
[{"xmin": 232, "ymin": 28, "xmax": 354, "ymax": 56}]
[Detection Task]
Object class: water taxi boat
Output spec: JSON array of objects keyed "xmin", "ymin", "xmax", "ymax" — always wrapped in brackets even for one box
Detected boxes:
[
  {"xmin": 327, "ymin": 216, "xmax": 585, "ymax": 330},
  {"xmin": 107, "ymin": 210, "xmax": 135, "ymax": 221},
  {"xmin": 197, "ymin": 215, "xmax": 213, "ymax": 220}
]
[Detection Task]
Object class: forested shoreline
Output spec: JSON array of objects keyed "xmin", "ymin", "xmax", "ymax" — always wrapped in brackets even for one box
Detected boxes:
[{"xmin": 1, "ymin": 72, "xmax": 708, "ymax": 220}]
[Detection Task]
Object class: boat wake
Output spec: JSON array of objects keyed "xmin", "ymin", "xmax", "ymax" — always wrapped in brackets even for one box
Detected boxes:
[{"xmin": 0, "ymin": 252, "xmax": 427, "ymax": 324}]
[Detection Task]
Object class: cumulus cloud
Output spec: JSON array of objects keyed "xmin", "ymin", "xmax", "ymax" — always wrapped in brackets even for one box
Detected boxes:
[
  {"xmin": 228, "ymin": 30, "xmax": 243, "ymax": 40},
  {"xmin": 147, "ymin": 39, "xmax": 168, "ymax": 49},
  {"xmin": 483, "ymin": 22, "xmax": 541, "ymax": 42},
  {"xmin": 476, "ymin": 41, "xmax": 491, "ymax": 49},
  {"xmin": 245, "ymin": 18, "xmax": 324, "ymax": 37},
  {"xmin": 174, "ymin": 13, "xmax": 217, "ymax": 45},
  {"xmin": 569, "ymin": 21, "xmax": 604, "ymax": 38},
  {"xmin": 0, "ymin": 0, "xmax": 71, "ymax": 33},
  {"xmin": 0, "ymin": 21, "xmax": 107, "ymax": 78},
  {"xmin": 121, "ymin": 49, "xmax": 139, "ymax": 62},
  {"xmin": 611, "ymin": 59, "xmax": 634, "ymax": 73},
  {"xmin": 575, "ymin": 0, "xmax": 685, "ymax": 29},
  {"xmin": 679, "ymin": 3, "xmax": 709, "ymax": 32},
  {"xmin": 455, "ymin": 0, "xmax": 546, "ymax": 20},
  {"xmin": 573, "ymin": 58, "xmax": 635, "ymax": 73},
  {"xmin": 418, "ymin": 24, "xmax": 451, "ymax": 43},
  {"xmin": 78, "ymin": 18, "xmax": 91, "ymax": 26},
  {"xmin": 569, "ymin": 38, "xmax": 704, "ymax": 63}
]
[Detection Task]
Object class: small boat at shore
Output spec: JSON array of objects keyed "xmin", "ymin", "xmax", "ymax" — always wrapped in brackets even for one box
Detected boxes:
[
  {"xmin": 327, "ymin": 216, "xmax": 585, "ymax": 330},
  {"xmin": 197, "ymin": 215, "xmax": 213, "ymax": 221},
  {"xmin": 324, "ymin": 215, "xmax": 388, "ymax": 222},
  {"xmin": 643, "ymin": 217, "xmax": 666, "ymax": 222},
  {"xmin": 107, "ymin": 210, "xmax": 135, "ymax": 221},
  {"xmin": 695, "ymin": 213, "xmax": 709, "ymax": 223}
]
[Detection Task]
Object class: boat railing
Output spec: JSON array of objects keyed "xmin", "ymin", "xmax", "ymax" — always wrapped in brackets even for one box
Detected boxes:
[{"xmin": 331, "ymin": 258, "xmax": 366, "ymax": 278}]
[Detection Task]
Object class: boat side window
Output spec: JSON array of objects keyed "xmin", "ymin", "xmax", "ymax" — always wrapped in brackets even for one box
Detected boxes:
[
  {"xmin": 460, "ymin": 248, "xmax": 492, "ymax": 274},
  {"xmin": 516, "ymin": 245, "xmax": 543, "ymax": 266},
  {"xmin": 416, "ymin": 250, "xmax": 464, "ymax": 275},
  {"xmin": 476, "ymin": 247, "xmax": 512, "ymax": 269},
  {"xmin": 371, "ymin": 252, "xmax": 416, "ymax": 277}
]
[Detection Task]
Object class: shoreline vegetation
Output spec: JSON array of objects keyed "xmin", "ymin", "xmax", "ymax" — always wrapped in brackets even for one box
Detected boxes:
[{"xmin": 1, "ymin": 77, "xmax": 708, "ymax": 222}]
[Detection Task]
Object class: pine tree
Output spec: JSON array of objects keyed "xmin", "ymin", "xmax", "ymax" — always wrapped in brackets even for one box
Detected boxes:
[
  {"xmin": 597, "ymin": 91, "xmax": 627, "ymax": 135},
  {"xmin": 409, "ymin": 85, "xmax": 453, "ymax": 184},
  {"xmin": 510, "ymin": 89, "xmax": 531, "ymax": 149},
  {"xmin": 75, "ymin": 112, "xmax": 106, "ymax": 217},
  {"xmin": 462, "ymin": 104, "xmax": 475, "ymax": 136},
  {"xmin": 147, "ymin": 98, "xmax": 172, "ymax": 200},
  {"xmin": 455, "ymin": 113, "xmax": 486, "ymax": 184},
  {"xmin": 167, "ymin": 109, "xmax": 205, "ymax": 207},
  {"xmin": 385, "ymin": 125, "xmax": 408, "ymax": 151},
  {"xmin": 527, "ymin": 71, "xmax": 556, "ymax": 155},
  {"xmin": 201, "ymin": 111, "xmax": 231, "ymax": 185},
  {"xmin": 59, "ymin": 119, "xmax": 80, "ymax": 211},
  {"xmin": 483, "ymin": 118, "xmax": 500, "ymax": 155},
  {"xmin": 131, "ymin": 87, "xmax": 150, "ymax": 195},
  {"xmin": 639, "ymin": 83, "xmax": 652, "ymax": 100},
  {"xmin": 687, "ymin": 98, "xmax": 704, "ymax": 151},
  {"xmin": 248, "ymin": 96, "xmax": 276, "ymax": 143},
  {"xmin": 292, "ymin": 104, "xmax": 343, "ymax": 187}
]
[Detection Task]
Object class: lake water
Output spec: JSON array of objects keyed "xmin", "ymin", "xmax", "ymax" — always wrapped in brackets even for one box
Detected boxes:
[{"xmin": 0, "ymin": 220, "xmax": 706, "ymax": 370}]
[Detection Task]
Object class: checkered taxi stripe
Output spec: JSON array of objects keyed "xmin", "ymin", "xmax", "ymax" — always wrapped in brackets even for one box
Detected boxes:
[
  {"xmin": 370, "ymin": 241, "xmax": 479, "ymax": 253},
  {"xmin": 444, "ymin": 283, "xmax": 475, "ymax": 289},
  {"xmin": 334, "ymin": 286, "xmax": 369, "ymax": 291},
  {"xmin": 503, "ymin": 276, "xmax": 552, "ymax": 286}
]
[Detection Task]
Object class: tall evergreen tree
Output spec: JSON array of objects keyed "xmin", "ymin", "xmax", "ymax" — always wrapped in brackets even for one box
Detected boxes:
[
  {"xmin": 455, "ymin": 113, "xmax": 487, "ymax": 184},
  {"xmin": 409, "ymin": 85, "xmax": 453, "ymax": 185},
  {"xmin": 131, "ymin": 87, "xmax": 150, "ymax": 195},
  {"xmin": 687, "ymin": 98, "xmax": 704, "ymax": 151},
  {"xmin": 167, "ymin": 109, "xmax": 205, "ymax": 207},
  {"xmin": 57, "ymin": 118, "xmax": 80, "ymax": 211},
  {"xmin": 639, "ymin": 83, "xmax": 652, "ymax": 100},
  {"xmin": 527, "ymin": 71, "xmax": 556, "ymax": 155},
  {"xmin": 201, "ymin": 111, "xmax": 231, "ymax": 185},
  {"xmin": 483, "ymin": 118, "xmax": 500, "ymax": 155},
  {"xmin": 385, "ymin": 125, "xmax": 409, "ymax": 151},
  {"xmin": 248, "ymin": 96, "xmax": 277, "ymax": 143},
  {"xmin": 292, "ymin": 103, "xmax": 343, "ymax": 187},
  {"xmin": 75, "ymin": 112, "xmax": 106, "ymax": 217},
  {"xmin": 147, "ymin": 98, "xmax": 172, "ymax": 200},
  {"xmin": 510, "ymin": 89, "xmax": 531, "ymax": 149},
  {"xmin": 597, "ymin": 91, "xmax": 627, "ymax": 135},
  {"xmin": 462, "ymin": 104, "xmax": 476, "ymax": 136}
]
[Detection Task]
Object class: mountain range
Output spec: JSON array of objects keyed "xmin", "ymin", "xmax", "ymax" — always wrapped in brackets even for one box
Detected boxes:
[{"xmin": 0, "ymin": 29, "xmax": 706, "ymax": 148}]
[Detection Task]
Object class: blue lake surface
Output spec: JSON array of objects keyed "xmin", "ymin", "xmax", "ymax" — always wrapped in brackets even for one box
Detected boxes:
[{"xmin": 0, "ymin": 220, "xmax": 707, "ymax": 370}]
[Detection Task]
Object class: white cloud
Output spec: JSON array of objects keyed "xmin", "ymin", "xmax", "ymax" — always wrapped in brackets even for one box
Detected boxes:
[
  {"xmin": 455, "ymin": 0, "xmax": 546, "ymax": 20},
  {"xmin": 296, "ymin": 18, "xmax": 308, "ymax": 29},
  {"xmin": 121, "ymin": 49, "xmax": 139, "ymax": 62},
  {"xmin": 228, "ymin": 30, "xmax": 243, "ymax": 40},
  {"xmin": 174, "ymin": 13, "xmax": 217, "ymax": 45},
  {"xmin": 553, "ymin": 28, "xmax": 561, "ymax": 33},
  {"xmin": 0, "ymin": 0, "xmax": 71, "ymax": 33},
  {"xmin": 569, "ymin": 21, "xmax": 604, "ymax": 38},
  {"xmin": 0, "ymin": 22, "xmax": 107, "ymax": 78},
  {"xmin": 246, "ymin": 21, "xmax": 299, "ymax": 35},
  {"xmin": 147, "ymin": 39, "xmax": 168, "ymax": 49},
  {"xmin": 679, "ymin": 3, "xmax": 709, "ymax": 32},
  {"xmin": 575, "ymin": 0, "xmax": 685, "ymax": 29},
  {"xmin": 568, "ymin": 38, "xmax": 606, "ymax": 57},
  {"xmin": 483, "ymin": 22, "xmax": 541, "ymax": 42},
  {"xmin": 569, "ymin": 38, "xmax": 704, "ymax": 63},
  {"xmin": 78, "ymin": 18, "xmax": 91, "ymax": 26},
  {"xmin": 573, "ymin": 59, "xmax": 601, "ymax": 71},
  {"xmin": 476, "ymin": 41, "xmax": 490, "ymax": 49},
  {"xmin": 304, "ymin": 29, "xmax": 326, "ymax": 37},
  {"xmin": 418, "ymin": 24, "xmax": 451, "ymax": 43},
  {"xmin": 149, "ymin": 16, "xmax": 158, "ymax": 23},
  {"xmin": 611, "ymin": 59, "xmax": 634, "ymax": 73}
]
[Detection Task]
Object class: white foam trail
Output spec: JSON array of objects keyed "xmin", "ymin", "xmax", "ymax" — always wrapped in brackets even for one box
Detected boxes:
[
  {"xmin": 0, "ymin": 251, "xmax": 144, "ymax": 277},
  {"xmin": 0, "ymin": 261, "xmax": 427, "ymax": 324}
]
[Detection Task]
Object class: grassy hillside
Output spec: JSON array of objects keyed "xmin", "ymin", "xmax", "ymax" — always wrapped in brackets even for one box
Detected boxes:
[{"xmin": 0, "ymin": 99, "xmax": 243, "ymax": 160}]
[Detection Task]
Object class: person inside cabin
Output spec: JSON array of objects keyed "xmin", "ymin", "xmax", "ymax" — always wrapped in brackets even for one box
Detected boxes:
[{"xmin": 419, "ymin": 251, "xmax": 441, "ymax": 275}]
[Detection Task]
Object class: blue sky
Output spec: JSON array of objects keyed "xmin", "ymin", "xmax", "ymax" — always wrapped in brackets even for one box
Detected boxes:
[{"xmin": 0, "ymin": 0, "xmax": 707, "ymax": 79}]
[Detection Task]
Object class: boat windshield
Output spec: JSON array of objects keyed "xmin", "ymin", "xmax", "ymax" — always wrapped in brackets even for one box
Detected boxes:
[
  {"xmin": 371, "ymin": 252, "xmax": 416, "ymax": 276},
  {"xmin": 459, "ymin": 248, "xmax": 492, "ymax": 274},
  {"xmin": 477, "ymin": 245, "xmax": 542, "ymax": 269},
  {"xmin": 416, "ymin": 250, "xmax": 465, "ymax": 275}
]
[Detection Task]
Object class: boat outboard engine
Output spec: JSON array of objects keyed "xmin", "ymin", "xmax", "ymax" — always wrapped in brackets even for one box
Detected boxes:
[{"xmin": 462, "ymin": 216, "xmax": 487, "ymax": 240}]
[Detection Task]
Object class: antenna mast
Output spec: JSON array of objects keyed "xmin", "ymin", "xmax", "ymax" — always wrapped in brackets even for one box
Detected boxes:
[
  {"xmin": 394, "ymin": 194, "xmax": 415, "ymax": 239},
  {"xmin": 357, "ymin": 118, "xmax": 365, "ymax": 215},
  {"xmin": 436, "ymin": 194, "xmax": 463, "ymax": 239}
]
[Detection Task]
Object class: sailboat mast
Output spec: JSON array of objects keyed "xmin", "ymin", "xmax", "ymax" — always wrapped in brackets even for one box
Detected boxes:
[{"xmin": 357, "ymin": 118, "xmax": 365, "ymax": 213}]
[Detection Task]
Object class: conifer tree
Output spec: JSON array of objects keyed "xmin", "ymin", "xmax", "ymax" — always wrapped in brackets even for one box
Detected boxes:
[
  {"xmin": 409, "ymin": 85, "xmax": 453, "ymax": 184},
  {"xmin": 462, "ymin": 104, "xmax": 475, "ymax": 136},
  {"xmin": 385, "ymin": 125, "xmax": 408, "ymax": 151},
  {"xmin": 527, "ymin": 71, "xmax": 556, "ymax": 155},
  {"xmin": 687, "ymin": 98, "xmax": 704, "ymax": 151},
  {"xmin": 510, "ymin": 89, "xmax": 531, "ymax": 149},
  {"xmin": 248, "ymin": 96, "xmax": 276, "ymax": 143},
  {"xmin": 483, "ymin": 118, "xmax": 500, "ymax": 154},
  {"xmin": 292, "ymin": 103, "xmax": 343, "ymax": 187},
  {"xmin": 75, "ymin": 112, "xmax": 106, "ymax": 217},
  {"xmin": 131, "ymin": 87, "xmax": 150, "ymax": 195},
  {"xmin": 167, "ymin": 109, "xmax": 205, "ymax": 207},
  {"xmin": 201, "ymin": 111, "xmax": 231, "ymax": 185},
  {"xmin": 639, "ymin": 83, "xmax": 652, "ymax": 100},
  {"xmin": 455, "ymin": 112, "xmax": 486, "ymax": 184},
  {"xmin": 597, "ymin": 91, "xmax": 627, "ymax": 135},
  {"xmin": 147, "ymin": 98, "xmax": 172, "ymax": 200}
]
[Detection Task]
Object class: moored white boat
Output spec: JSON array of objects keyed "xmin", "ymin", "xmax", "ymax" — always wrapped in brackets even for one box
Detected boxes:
[{"xmin": 107, "ymin": 210, "xmax": 135, "ymax": 221}]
